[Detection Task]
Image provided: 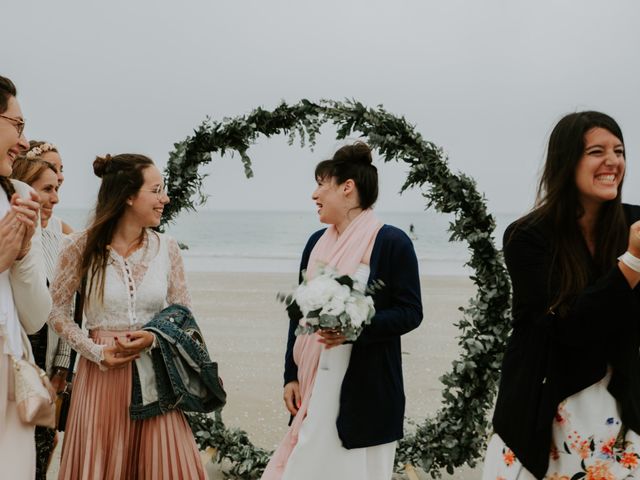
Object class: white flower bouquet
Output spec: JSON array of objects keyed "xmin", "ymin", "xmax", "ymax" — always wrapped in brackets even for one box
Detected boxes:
[{"xmin": 278, "ymin": 266, "xmax": 383, "ymax": 341}]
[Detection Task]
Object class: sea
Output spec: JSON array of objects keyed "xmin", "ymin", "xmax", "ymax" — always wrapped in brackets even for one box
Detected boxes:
[{"xmin": 56, "ymin": 208, "xmax": 520, "ymax": 276}]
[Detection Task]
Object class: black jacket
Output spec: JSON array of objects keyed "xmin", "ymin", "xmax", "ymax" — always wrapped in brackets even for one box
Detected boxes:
[
  {"xmin": 492, "ymin": 203, "xmax": 640, "ymax": 479},
  {"xmin": 283, "ymin": 225, "xmax": 423, "ymax": 448}
]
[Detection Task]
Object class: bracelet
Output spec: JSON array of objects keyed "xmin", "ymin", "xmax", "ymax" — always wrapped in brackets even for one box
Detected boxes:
[{"xmin": 619, "ymin": 251, "xmax": 640, "ymax": 273}]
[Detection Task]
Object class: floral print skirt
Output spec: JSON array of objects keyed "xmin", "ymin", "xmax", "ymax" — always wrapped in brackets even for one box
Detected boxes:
[{"xmin": 482, "ymin": 371, "xmax": 640, "ymax": 480}]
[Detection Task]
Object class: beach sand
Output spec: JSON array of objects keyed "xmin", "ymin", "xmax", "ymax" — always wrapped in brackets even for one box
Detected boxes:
[{"xmin": 49, "ymin": 272, "xmax": 486, "ymax": 479}]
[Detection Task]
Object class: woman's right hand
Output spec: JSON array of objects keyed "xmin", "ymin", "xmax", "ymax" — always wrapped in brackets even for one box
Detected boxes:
[
  {"xmin": 100, "ymin": 344, "xmax": 140, "ymax": 369},
  {"xmin": 283, "ymin": 380, "xmax": 301, "ymax": 415},
  {"xmin": 0, "ymin": 209, "xmax": 26, "ymax": 272}
]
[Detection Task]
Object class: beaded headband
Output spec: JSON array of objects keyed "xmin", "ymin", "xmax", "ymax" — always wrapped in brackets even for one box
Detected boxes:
[{"xmin": 25, "ymin": 142, "xmax": 57, "ymax": 159}]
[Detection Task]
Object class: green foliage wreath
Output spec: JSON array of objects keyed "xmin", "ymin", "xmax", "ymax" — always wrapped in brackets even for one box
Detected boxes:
[{"xmin": 162, "ymin": 99, "xmax": 512, "ymax": 478}]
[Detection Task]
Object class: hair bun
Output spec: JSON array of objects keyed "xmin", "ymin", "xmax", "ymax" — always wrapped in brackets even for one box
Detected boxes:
[
  {"xmin": 350, "ymin": 141, "xmax": 373, "ymax": 165},
  {"xmin": 93, "ymin": 154, "xmax": 112, "ymax": 178}
]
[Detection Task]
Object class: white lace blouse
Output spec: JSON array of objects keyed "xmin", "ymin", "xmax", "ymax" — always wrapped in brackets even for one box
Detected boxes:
[{"xmin": 47, "ymin": 229, "xmax": 191, "ymax": 365}]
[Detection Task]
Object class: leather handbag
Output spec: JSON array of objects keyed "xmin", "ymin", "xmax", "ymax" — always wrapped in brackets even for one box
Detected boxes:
[
  {"xmin": 56, "ymin": 278, "xmax": 85, "ymax": 432},
  {"xmin": 12, "ymin": 354, "xmax": 56, "ymax": 428}
]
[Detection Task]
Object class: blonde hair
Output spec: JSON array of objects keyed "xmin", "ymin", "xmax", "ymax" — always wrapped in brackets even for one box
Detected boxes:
[{"xmin": 10, "ymin": 157, "xmax": 57, "ymax": 186}]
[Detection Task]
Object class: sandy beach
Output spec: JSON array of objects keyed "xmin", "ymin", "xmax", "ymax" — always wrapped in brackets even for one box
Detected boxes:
[{"xmin": 50, "ymin": 271, "xmax": 485, "ymax": 479}]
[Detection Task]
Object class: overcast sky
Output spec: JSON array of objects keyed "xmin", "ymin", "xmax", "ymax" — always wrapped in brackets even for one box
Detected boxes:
[{"xmin": 3, "ymin": 0, "xmax": 639, "ymax": 216}]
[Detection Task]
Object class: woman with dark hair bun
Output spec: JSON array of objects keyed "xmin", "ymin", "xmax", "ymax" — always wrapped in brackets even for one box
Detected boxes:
[
  {"xmin": 483, "ymin": 112, "xmax": 640, "ymax": 479},
  {"xmin": 47, "ymin": 153, "xmax": 206, "ymax": 479},
  {"xmin": 262, "ymin": 141, "xmax": 423, "ymax": 480},
  {"xmin": 0, "ymin": 75, "xmax": 52, "ymax": 478}
]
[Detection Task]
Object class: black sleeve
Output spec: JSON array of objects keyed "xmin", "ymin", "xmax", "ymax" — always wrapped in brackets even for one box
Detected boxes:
[{"xmin": 505, "ymin": 221, "xmax": 640, "ymax": 348}]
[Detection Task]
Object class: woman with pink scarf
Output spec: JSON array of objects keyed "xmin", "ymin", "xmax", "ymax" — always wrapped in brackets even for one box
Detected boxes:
[{"xmin": 262, "ymin": 142, "xmax": 423, "ymax": 480}]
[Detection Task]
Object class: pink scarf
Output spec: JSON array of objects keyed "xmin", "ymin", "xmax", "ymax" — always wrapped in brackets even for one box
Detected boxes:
[{"xmin": 261, "ymin": 209, "xmax": 382, "ymax": 479}]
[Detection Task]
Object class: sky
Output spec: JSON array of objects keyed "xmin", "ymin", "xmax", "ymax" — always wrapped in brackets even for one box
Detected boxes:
[{"xmin": 3, "ymin": 0, "xmax": 639, "ymax": 216}]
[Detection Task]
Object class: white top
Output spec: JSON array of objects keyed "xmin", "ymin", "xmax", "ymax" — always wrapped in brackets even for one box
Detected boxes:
[
  {"xmin": 42, "ymin": 218, "xmax": 64, "ymax": 284},
  {"xmin": 48, "ymin": 229, "xmax": 191, "ymax": 365}
]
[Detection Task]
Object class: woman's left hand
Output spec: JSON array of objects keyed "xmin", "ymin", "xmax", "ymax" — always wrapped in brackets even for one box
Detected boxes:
[
  {"xmin": 114, "ymin": 331, "xmax": 155, "ymax": 356},
  {"xmin": 318, "ymin": 329, "xmax": 347, "ymax": 349}
]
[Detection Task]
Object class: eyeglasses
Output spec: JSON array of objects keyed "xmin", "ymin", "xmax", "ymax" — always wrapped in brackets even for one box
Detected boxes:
[
  {"xmin": 140, "ymin": 184, "xmax": 167, "ymax": 198},
  {"xmin": 0, "ymin": 114, "xmax": 25, "ymax": 137}
]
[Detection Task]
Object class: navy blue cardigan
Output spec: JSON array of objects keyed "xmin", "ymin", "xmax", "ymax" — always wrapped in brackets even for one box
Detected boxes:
[{"xmin": 283, "ymin": 224, "xmax": 423, "ymax": 448}]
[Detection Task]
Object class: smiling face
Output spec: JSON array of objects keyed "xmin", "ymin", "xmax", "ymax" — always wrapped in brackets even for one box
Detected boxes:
[
  {"xmin": 41, "ymin": 150, "xmax": 64, "ymax": 186},
  {"xmin": 575, "ymin": 127, "xmax": 625, "ymax": 212},
  {"xmin": 31, "ymin": 167, "xmax": 59, "ymax": 225},
  {"xmin": 127, "ymin": 165, "xmax": 169, "ymax": 228},
  {"xmin": 311, "ymin": 176, "xmax": 348, "ymax": 225},
  {"xmin": 0, "ymin": 96, "xmax": 28, "ymax": 176}
]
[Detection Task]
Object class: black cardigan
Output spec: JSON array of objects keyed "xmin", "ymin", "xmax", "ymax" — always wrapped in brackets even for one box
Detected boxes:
[
  {"xmin": 283, "ymin": 225, "xmax": 423, "ymax": 448},
  {"xmin": 492, "ymin": 203, "xmax": 640, "ymax": 479}
]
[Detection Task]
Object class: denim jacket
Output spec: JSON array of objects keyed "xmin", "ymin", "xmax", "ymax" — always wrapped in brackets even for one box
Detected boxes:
[{"xmin": 129, "ymin": 304, "xmax": 226, "ymax": 420}]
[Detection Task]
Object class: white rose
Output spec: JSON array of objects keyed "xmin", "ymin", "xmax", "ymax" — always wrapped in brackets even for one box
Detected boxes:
[
  {"xmin": 345, "ymin": 294, "xmax": 374, "ymax": 328},
  {"xmin": 295, "ymin": 275, "xmax": 340, "ymax": 316},
  {"xmin": 320, "ymin": 284, "xmax": 350, "ymax": 316}
]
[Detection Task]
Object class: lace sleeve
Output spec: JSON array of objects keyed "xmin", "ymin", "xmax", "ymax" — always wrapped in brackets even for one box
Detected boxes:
[
  {"xmin": 167, "ymin": 236, "xmax": 192, "ymax": 308},
  {"xmin": 47, "ymin": 234, "xmax": 104, "ymax": 364}
]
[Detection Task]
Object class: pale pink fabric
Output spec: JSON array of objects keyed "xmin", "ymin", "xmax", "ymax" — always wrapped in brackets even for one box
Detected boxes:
[
  {"xmin": 58, "ymin": 330, "xmax": 205, "ymax": 480},
  {"xmin": 261, "ymin": 209, "xmax": 382, "ymax": 479}
]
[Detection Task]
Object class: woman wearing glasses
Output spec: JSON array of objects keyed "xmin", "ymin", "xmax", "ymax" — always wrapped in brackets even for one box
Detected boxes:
[
  {"xmin": 0, "ymin": 75, "xmax": 52, "ymax": 477},
  {"xmin": 48, "ymin": 153, "xmax": 205, "ymax": 479}
]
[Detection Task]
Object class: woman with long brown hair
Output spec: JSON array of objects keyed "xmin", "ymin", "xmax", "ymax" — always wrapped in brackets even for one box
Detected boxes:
[
  {"xmin": 0, "ymin": 75, "xmax": 52, "ymax": 477},
  {"xmin": 48, "ymin": 153, "xmax": 205, "ymax": 479},
  {"xmin": 483, "ymin": 111, "xmax": 640, "ymax": 479}
]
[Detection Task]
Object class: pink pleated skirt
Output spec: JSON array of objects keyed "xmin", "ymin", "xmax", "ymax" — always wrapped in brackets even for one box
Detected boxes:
[{"xmin": 58, "ymin": 330, "xmax": 205, "ymax": 480}]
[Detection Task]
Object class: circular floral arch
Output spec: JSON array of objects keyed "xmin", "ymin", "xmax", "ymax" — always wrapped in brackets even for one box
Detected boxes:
[{"xmin": 161, "ymin": 99, "xmax": 512, "ymax": 479}]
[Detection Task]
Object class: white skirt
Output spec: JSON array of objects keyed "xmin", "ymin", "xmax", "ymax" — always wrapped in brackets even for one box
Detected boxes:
[{"xmin": 282, "ymin": 344, "xmax": 396, "ymax": 480}]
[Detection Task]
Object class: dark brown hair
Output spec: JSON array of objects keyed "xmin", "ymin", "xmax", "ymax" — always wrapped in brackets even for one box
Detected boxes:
[
  {"xmin": 0, "ymin": 76, "xmax": 18, "ymax": 199},
  {"xmin": 314, "ymin": 141, "xmax": 378, "ymax": 209},
  {"xmin": 10, "ymin": 157, "xmax": 57, "ymax": 186},
  {"xmin": 0, "ymin": 75, "xmax": 16, "ymax": 114},
  {"xmin": 81, "ymin": 153, "xmax": 154, "ymax": 303},
  {"xmin": 525, "ymin": 111, "xmax": 627, "ymax": 312}
]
